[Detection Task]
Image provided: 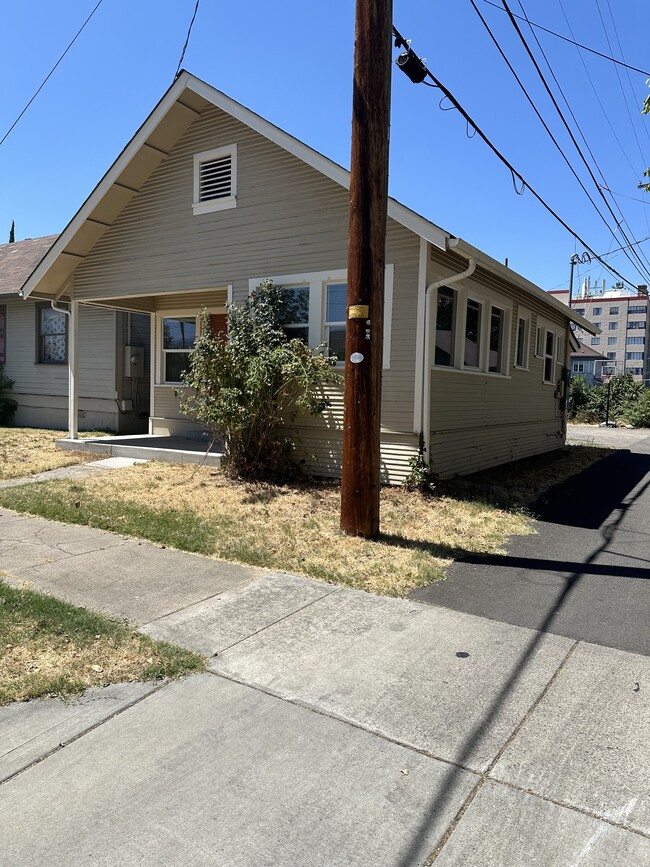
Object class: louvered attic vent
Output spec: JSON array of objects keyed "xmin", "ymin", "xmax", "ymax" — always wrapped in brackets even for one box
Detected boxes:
[
  {"xmin": 193, "ymin": 144, "xmax": 237, "ymax": 215},
  {"xmin": 199, "ymin": 155, "xmax": 231, "ymax": 201}
]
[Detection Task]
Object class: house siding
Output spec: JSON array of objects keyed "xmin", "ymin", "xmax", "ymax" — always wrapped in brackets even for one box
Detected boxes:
[
  {"xmin": 71, "ymin": 105, "xmax": 423, "ymax": 481},
  {"xmin": 2, "ymin": 298, "xmax": 120, "ymax": 430},
  {"xmin": 427, "ymin": 251, "xmax": 568, "ymax": 478}
]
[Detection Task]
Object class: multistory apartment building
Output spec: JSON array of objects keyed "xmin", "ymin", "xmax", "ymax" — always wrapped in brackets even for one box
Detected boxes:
[{"xmin": 549, "ymin": 278, "xmax": 649, "ymax": 384}]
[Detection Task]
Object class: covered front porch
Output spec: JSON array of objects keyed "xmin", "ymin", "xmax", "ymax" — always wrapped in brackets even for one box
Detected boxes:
[{"xmin": 57, "ymin": 433, "xmax": 222, "ymax": 467}]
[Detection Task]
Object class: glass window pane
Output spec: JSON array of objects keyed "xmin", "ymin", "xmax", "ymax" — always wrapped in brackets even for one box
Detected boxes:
[
  {"xmin": 327, "ymin": 325, "xmax": 346, "ymax": 359},
  {"xmin": 163, "ymin": 318, "xmax": 196, "ymax": 349},
  {"xmin": 545, "ymin": 331, "xmax": 554, "ymax": 356},
  {"xmin": 435, "ymin": 287, "xmax": 456, "ymax": 366},
  {"xmin": 326, "ymin": 284, "xmax": 347, "ymax": 323},
  {"xmin": 165, "ymin": 352, "xmax": 190, "ymax": 382},
  {"xmin": 0, "ymin": 335, "xmax": 5, "ymax": 361},
  {"xmin": 489, "ymin": 307, "xmax": 504, "ymax": 373},
  {"xmin": 42, "ymin": 334, "xmax": 66, "ymax": 362},
  {"xmin": 280, "ymin": 287, "xmax": 309, "ymax": 326},
  {"xmin": 516, "ymin": 317, "xmax": 527, "ymax": 366},
  {"xmin": 41, "ymin": 308, "xmax": 66, "ymax": 335},
  {"xmin": 283, "ymin": 325, "xmax": 309, "ymax": 344},
  {"xmin": 464, "ymin": 299, "xmax": 481, "ymax": 367}
]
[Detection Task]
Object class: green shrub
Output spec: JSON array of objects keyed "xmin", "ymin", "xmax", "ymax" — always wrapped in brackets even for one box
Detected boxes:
[{"xmin": 180, "ymin": 280, "xmax": 341, "ymax": 481}]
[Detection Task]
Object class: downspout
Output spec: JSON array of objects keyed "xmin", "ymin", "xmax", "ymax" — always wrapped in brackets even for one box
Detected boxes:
[
  {"xmin": 51, "ymin": 282, "xmax": 78, "ymax": 439},
  {"xmin": 420, "ymin": 243, "xmax": 476, "ymax": 465}
]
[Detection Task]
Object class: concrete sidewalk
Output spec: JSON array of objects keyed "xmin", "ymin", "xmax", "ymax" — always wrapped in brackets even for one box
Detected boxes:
[{"xmin": 0, "ymin": 509, "xmax": 648, "ymax": 865}]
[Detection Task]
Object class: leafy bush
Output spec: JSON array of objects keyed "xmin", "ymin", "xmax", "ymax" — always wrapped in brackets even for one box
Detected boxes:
[
  {"xmin": 0, "ymin": 366, "xmax": 17, "ymax": 426},
  {"xmin": 569, "ymin": 372, "xmax": 648, "ymax": 427},
  {"xmin": 180, "ymin": 280, "xmax": 341, "ymax": 481}
]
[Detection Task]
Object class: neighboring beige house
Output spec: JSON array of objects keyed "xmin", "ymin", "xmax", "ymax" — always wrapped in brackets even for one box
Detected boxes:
[
  {"xmin": 0, "ymin": 235, "xmax": 149, "ymax": 432},
  {"xmin": 16, "ymin": 72, "xmax": 594, "ymax": 481}
]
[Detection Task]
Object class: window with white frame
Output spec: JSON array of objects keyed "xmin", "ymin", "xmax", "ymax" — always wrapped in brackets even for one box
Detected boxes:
[
  {"xmin": 278, "ymin": 286, "xmax": 310, "ymax": 343},
  {"xmin": 544, "ymin": 330, "xmax": 556, "ymax": 383},
  {"xmin": 535, "ymin": 325, "xmax": 544, "ymax": 357},
  {"xmin": 435, "ymin": 286, "xmax": 457, "ymax": 367},
  {"xmin": 248, "ymin": 267, "xmax": 394, "ymax": 369},
  {"xmin": 514, "ymin": 312, "xmax": 530, "ymax": 368},
  {"xmin": 573, "ymin": 361, "xmax": 585, "ymax": 373},
  {"xmin": 161, "ymin": 316, "xmax": 196, "ymax": 383},
  {"xmin": 463, "ymin": 298, "xmax": 482, "ymax": 368},
  {"xmin": 556, "ymin": 335, "xmax": 565, "ymax": 365},
  {"xmin": 488, "ymin": 306, "xmax": 506, "ymax": 373},
  {"xmin": 193, "ymin": 145, "xmax": 237, "ymax": 215}
]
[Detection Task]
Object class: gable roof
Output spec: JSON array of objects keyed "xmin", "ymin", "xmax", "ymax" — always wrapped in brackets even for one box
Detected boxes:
[
  {"xmin": 22, "ymin": 71, "xmax": 449, "ymax": 300},
  {"xmin": 0, "ymin": 235, "xmax": 58, "ymax": 298},
  {"xmin": 571, "ymin": 343, "xmax": 608, "ymax": 360}
]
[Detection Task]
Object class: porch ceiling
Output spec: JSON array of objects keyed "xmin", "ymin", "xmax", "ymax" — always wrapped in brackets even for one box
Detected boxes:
[{"xmin": 81, "ymin": 287, "xmax": 229, "ymax": 314}]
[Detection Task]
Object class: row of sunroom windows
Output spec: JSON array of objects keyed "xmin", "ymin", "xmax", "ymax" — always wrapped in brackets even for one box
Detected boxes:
[{"xmin": 434, "ymin": 285, "xmax": 565, "ymax": 383}]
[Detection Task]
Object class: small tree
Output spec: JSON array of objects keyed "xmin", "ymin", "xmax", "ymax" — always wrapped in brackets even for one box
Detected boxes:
[
  {"xmin": 8, "ymin": 221, "xmax": 14, "ymax": 243},
  {"xmin": 180, "ymin": 280, "xmax": 341, "ymax": 481}
]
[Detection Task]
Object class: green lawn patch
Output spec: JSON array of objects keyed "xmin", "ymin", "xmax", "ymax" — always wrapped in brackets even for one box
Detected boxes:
[{"xmin": 0, "ymin": 579, "xmax": 205, "ymax": 705}]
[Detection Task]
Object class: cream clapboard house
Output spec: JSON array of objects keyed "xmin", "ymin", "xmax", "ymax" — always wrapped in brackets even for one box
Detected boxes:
[
  {"xmin": 0, "ymin": 235, "xmax": 149, "ymax": 432},
  {"xmin": 17, "ymin": 72, "xmax": 594, "ymax": 481}
]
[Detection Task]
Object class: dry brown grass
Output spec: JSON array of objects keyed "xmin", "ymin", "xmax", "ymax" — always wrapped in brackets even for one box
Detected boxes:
[
  {"xmin": 0, "ymin": 427, "xmax": 100, "ymax": 480},
  {"xmin": 60, "ymin": 462, "xmax": 533, "ymax": 596}
]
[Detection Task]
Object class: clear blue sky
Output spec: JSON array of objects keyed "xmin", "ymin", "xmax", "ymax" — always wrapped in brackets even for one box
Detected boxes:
[{"xmin": 1, "ymin": 0, "xmax": 649, "ymax": 294}]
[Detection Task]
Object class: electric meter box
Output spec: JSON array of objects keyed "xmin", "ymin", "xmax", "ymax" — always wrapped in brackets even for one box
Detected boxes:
[{"xmin": 124, "ymin": 346, "xmax": 144, "ymax": 378}]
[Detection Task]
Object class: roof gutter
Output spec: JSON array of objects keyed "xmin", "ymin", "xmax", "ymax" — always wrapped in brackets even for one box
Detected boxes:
[{"xmin": 449, "ymin": 237, "xmax": 598, "ymax": 335}]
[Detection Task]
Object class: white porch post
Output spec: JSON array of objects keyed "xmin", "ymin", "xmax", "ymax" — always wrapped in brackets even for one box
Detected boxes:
[
  {"xmin": 68, "ymin": 299, "xmax": 79, "ymax": 439},
  {"xmin": 149, "ymin": 312, "xmax": 156, "ymax": 434}
]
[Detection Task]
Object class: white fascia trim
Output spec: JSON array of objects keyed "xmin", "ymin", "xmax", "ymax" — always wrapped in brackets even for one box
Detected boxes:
[
  {"xmin": 21, "ymin": 74, "xmax": 192, "ymax": 299},
  {"xmin": 449, "ymin": 237, "xmax": 598, "ymax": 335},
  {"xmin": 383, "ymin": 264, "xmax": 394, "ymax": 371}
]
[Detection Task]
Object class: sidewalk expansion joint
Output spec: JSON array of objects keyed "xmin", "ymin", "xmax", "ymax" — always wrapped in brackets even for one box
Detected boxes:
[
  {"xmin": 0, "ymin": 680, "xmax": 170, "ymax": 788},
  {"xmin": 423, "ymin": 640, "xmax": 587, "ymax": 864},
  {"xmin": 211, "ymin": 586, "xmax": 343, "ymax": 656},
  {"xmin": 208, "ymin": 667, "xmax": 480, "ymax": 779}
]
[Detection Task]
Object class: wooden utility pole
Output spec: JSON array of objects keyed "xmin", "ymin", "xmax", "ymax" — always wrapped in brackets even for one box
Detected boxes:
[{"xmin": 340, "ymin": 0, "xmax": 393, "ymax": 538}]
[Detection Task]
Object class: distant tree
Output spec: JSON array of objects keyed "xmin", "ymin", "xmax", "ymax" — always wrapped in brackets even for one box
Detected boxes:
[{"xmin": 8, "ymin": 221, "xmax": 14, "ymax": 243}]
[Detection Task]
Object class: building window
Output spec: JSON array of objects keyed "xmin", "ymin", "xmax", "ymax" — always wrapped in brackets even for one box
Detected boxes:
[
  {"xmin": 556, "ymin": 335, "xmax": 565, "ymax": 364},
  {"xmin": 162, "ymin": 316, "xmax": 196, "ymax": 382},
  {"xmin": 629, "ymin": 305, "xmax": 647, "ymax": 314},
  {"xmin": 192, "ymin": 144, "xmax": 237, "ymax": 215},
  {"xmin": 593, "ymin": 307, "xmax": 602, "ymax": 315},
  {"xmin": 515, "ymin": 314, "xmax": 529, "ymax": 368},
  {"xmin": 435, "ymin": 286, "xmax": 457, "ymax": 367},
  {"xmin": 592, "ymin": 322, "xmax": 601, "ymax": 329},
  {"xmin": 627, "ymin": 336, "xmax": 645, "ymax": 345},
  {"xmin": 574, "ymin": 308, "xmax": 585, "ymax": 316},
  {"xmin": 606, "ymin": 352, "xmax": 616, "ymax": 359},
  {"xmin": 324, "ymin": 283, "xmax": 347, "ymax": 360},
  {"xmin": 38, "ymin": 304, "xmax": 67, "ymax": 364},
  {"xmin": 607, "ymin": 337, "xmax": 617, "ymax": 345},
  {"xmin": 488, "ymin": 306, "xmax": 506, "ymax": 373},
  {"xmin": 628, "ymin": 321, "xmax": 646, "ymax": 329},
  {"xmin": 0, "ymin": 305, "xmax": 5, "ymax": 365},
  {"xmin": 572, "ymin": 361, "xmax": 585, "ymax": 373},
  {"xmin": 608, "ymin": 321, "xmax": 618, "ymax": 330},
  {"xmin": 603, "ymin": 366, "xmax": 616, "ymax": 375},
  {"xmin": 535, "ymin": 325, "xmax": 544, "ymax": 357},
  {"xmin": 544, "ymin": 330, "xmax": 555, "ymax": 382},
  {"xmin": 626, "ymin": 351, "xmax": 644, "ymax": 360},
  {"xmin": 609, "ymin": 306, "xmax": 619, "ymax": 315},
  {"xmin": 591, "ymin": 337, "xmax": 600, "ymax": 345},
  {"xmin": 629, "ymin": 367, "xmax": 643, "ymax": 375},
  {"xmin": 464, "ymin": 298, "xmax": 482, "ymax": 368},
  {"xmin": 278, "ymin": 286, "xmax": 310, "ymax": 343}
]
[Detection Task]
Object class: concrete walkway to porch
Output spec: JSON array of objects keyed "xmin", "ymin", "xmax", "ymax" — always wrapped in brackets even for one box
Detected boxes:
[{"xmin": 57, "ymin": 433, "xmax": 222, "ymax": 467}]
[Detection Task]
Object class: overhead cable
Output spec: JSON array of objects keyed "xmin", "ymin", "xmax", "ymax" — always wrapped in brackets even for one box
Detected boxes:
[
  {"xmin": 480, "ymin": 0, "xmax": 650, "ymax": 76},
  {"xmin": 175, "ymin": 0, "xmax": 201, "ymax": 78},
  {"xmin": 0, "ymin": 0, "xmax": 104, "ymax": 149},
  {"xmin": 391, "ymin": 24, "xmax": 642, "ymax": 293}
]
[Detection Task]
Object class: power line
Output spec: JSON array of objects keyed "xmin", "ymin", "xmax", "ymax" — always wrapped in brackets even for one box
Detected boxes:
[
  {"xmin": 0, "ymin": 0, "xmax": 104, "ymax": 149},
  {"xmin": 511, "ymin": 0, "xmax": 650, "ymax": 280},
  {"xmin": 175, "ymin": 0, "xmax": 201, "ymax": 79},
  {"xmin": 480, "ymin": 0, "xmax": 650, "ymax": 76},
  {"xmin": 469, "ymin": 0, "xmax": 644, "ymax": 280},
  {"xmin": 500, "ymin": 1, "xmax": 650, "ymax": 284},
  {"xmin": 391, "ymin": 25, "xmax": 642, "ymax": 294}
]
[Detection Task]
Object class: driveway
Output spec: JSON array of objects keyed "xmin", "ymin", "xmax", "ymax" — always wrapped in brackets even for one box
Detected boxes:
[{"xmin": 412, "ymin": 425, "xmax": 650, "ymax": 656}]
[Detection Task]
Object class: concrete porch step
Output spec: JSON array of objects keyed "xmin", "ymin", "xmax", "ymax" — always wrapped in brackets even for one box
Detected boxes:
[{"xmin": 57, "ymin": 435, "xmax": 222, "ymax": 467}]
